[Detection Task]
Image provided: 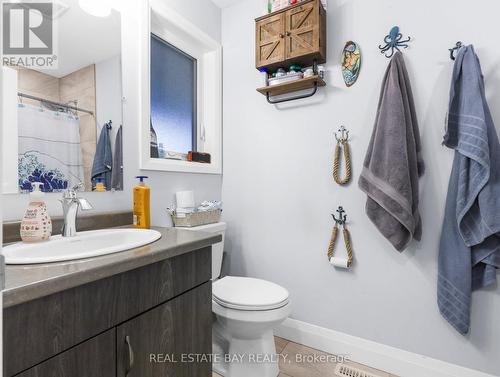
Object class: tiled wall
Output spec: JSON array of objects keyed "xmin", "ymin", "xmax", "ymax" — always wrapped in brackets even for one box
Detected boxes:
[
  {"xmin": 17, "ymin": 66, "xmax": 97, "ymax": 190},
  {"xmin": 17, "ymin": 68, "xmax": 60, "ymax": 104},
  {"xmin": 60, "ymin": 65, "xmax": 97, "ymax": 189}
]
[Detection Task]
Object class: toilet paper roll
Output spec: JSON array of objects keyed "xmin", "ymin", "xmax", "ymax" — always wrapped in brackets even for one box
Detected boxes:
[
  {"xmin": 329, "ymin": 257, "xmax": 350, "ymax": 269},
  {"xmin": 176, "ymin": 191, "xmax": 195, "ymax": 208}
]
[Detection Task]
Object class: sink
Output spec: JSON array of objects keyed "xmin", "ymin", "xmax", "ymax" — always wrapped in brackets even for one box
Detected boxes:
[{"xmin": 2, "ymin": 228, "xmax": 162, "ymax": 265}]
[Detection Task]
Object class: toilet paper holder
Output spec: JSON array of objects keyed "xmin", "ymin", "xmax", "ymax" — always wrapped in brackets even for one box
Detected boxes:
[{"xmin": 328, "ymin": 206, "xmax": 354, "ymax": 268}]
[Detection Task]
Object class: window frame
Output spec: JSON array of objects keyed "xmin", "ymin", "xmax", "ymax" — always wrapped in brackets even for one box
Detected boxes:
[{"xmin": 140, "ymin": 0, "xmax": 222, "ymax": 174}]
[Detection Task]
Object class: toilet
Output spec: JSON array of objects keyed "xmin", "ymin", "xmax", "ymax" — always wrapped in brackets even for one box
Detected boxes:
[{"xmin": 184, "ymin": 222, "xmax": 291, "ymax": 377}]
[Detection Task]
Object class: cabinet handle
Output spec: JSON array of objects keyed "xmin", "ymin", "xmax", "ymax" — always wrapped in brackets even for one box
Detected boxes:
[
  {"xmin": 125, "ymin": 335, "xmax": 135, "ymax": 376},
  {"xmin": 285, "ymin": 31, "xmax": 291, "ymax": 37},
  {"xmin": 279, "ymin": 33, "xmax": 285, "ymax": 38}
]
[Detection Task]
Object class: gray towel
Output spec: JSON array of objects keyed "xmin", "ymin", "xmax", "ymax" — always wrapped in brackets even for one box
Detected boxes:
[
  {"xmin": 358, "ymin": 52, "xmax": 424, "ymax": 252},
  {"xmin": 438, "ymin": 45, "xmax": 500, "ymax": 335},
  {"xmin": 91, "ymin": 122, "xmax": 112, "ymax": 190},
  {"xmin": 111, "ymin": 125, "xmax": 123, "ymax": 190}
]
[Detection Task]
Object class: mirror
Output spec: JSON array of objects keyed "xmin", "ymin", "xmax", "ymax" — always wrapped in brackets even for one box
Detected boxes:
[{"xmin": 2, "ymin": 0, "xmax": 123, "ymax": 193}]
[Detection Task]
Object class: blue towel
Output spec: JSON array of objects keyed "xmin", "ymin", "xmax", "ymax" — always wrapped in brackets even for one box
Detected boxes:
[
  {"xmin": 91, "ymin": 122, "xmax": 112, "ymax": 190},
  {"xmin": 438, "ymin": 45, "xmax": 500, "ymax": 335},
  {"xmin": 111, "ymin": 125, "xmax": 123, "ymax": 190}
]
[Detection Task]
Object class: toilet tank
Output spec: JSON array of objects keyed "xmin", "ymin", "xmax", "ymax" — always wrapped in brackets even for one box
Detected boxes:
[{"xmin": 181, "ymin": 222, "xmax": 226, "ymax": 280}]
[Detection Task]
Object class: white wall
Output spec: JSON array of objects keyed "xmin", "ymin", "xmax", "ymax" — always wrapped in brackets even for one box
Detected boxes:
[
  {"xmin": 1, "ymin": 0, "xmax": 222, "ymax": 223},
  {"xmin": 161, "ymin": 0, "xmax": 221, "ymax": 42},
  {"xmin": 221, "ymin": 0, "xmax": 500, "ymax": 375}
]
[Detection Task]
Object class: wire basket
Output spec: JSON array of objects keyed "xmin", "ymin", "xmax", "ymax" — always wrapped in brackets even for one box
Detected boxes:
[{"xmin": 170, "ymin": 209, "xmax": 222, "ymax": 228}]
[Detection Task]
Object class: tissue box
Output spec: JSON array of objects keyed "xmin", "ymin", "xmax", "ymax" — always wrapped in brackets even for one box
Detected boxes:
[{"xmin": 171, "ymin": 209, "xmax": 222, "ymax": 227}]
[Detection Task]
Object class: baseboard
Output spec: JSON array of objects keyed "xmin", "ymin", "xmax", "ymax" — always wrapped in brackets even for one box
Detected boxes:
[{"xmin": 275, "ymin": 318, "xmax": 495, "ymax": 377}]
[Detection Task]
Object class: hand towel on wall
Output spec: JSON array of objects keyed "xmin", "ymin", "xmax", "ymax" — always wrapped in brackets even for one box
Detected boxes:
[
  {"xmin": 111, "ymin": 125, "xmax": 123, "ymax": 190},
  {"xmin": 18, "ymin": 104, "xmax": 84, "ymax": 192},
  {"xmin": 358, "ymin": 52, "xmax": 425, "ymax": 252},
  {"xmin": 438, "ymin": 45, "xmax": 500, "ymax": 335},
  {"xmin": 91, "ymin": 122, "xmax": 112, "ymax": 190}
]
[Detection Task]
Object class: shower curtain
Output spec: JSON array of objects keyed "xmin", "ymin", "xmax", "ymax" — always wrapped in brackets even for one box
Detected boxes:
[{"xmin": 18, "ymin": 104, "xmax": 84, "ymax": 192}]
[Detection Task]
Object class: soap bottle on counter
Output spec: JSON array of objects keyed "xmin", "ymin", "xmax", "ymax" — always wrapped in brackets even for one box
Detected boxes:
[
  {"xmin": 94, "ymin": 177, "xmax": 106, "ymax": 192},
  {"xmin": 133, "ymin": 176, "xmax": 151, "ymax": 229},
  {"xmin": 20, "ymin": 182, "xmax": 52, "ymax": 242}
]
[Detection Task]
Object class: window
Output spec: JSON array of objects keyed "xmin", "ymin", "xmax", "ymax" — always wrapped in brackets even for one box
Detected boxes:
[
  {"xmin": 141, "ymin": 1, "xmax": 222, "ymax": 174},
  {"xmin": 150, "ymin": 34, "xmax": 197, "ymax": 157}
]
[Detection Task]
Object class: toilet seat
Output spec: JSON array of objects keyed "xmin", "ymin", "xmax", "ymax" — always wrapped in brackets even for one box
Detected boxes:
[{"xmin": 212, "ymin": 276, "xmax": 289, "ymax": 311}]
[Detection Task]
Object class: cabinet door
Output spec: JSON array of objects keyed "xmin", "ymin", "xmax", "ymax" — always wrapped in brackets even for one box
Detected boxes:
[
  {"xmin": 284, "ymin": 1, "xmax": 320, "ymax": 60},
  {"xmin": 15, "ymin": 329, "xmax": 115, "ymax": 377},
  {"xmin": 116, "ymin": 282, "xmax": 212, "ymax": 377},
  {"xmin": 256, "ymin": 13, "xmax": 286, "ymax": 69}
]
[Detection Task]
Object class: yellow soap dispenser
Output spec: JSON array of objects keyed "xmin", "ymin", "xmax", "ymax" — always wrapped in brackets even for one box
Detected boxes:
[
  {"xmin": 94, "ymin": 177, "xmax": 106, "ymax": 192},
  {"xmin": 133, "ymin": 176, "xmax": 150, "ymax": 229}
]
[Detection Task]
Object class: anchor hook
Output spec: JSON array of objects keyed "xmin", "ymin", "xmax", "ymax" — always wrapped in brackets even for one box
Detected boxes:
[
  {"xmin": 335, "ymin": 126, "xmax": 349, "ymax": 143},
  {"xmin": 332, "ymin": 206, "xmax": 347, "ymax": 227}
]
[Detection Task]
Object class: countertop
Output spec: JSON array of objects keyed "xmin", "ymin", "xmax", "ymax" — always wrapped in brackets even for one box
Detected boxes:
[{"xmin": 3, "ymin": 227, "xmax": 221, "ymax": 308}]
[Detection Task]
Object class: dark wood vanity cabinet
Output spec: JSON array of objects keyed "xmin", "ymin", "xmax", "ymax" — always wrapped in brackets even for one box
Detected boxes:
[
  {"xmin": 5, "ymin": 247, "xmax": 213, "ymax": 377},
  {"xmin": 117, "ymin": 282, "xmax": 212, "ymax": 377},
  {"xmin": 15, "ymin": 329, "xmax": 116, "ymax": 377}
]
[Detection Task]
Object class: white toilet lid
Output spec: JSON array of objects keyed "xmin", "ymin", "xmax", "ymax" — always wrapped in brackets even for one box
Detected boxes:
[{"xmin": 212, "ymin": 276, "xmax": 289, "ymax": 311}]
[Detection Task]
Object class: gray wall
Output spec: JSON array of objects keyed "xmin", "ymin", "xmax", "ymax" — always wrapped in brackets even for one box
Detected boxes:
[
  {"xmin": 2, "ymin": 0, "xmax": 222, "ymax": 224},
  {"xmin": 221, "ymin": 0, "xmax": 500, "ymax": 375}
]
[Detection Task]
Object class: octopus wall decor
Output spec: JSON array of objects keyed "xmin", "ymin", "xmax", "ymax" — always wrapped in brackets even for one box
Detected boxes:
[{"xmin": 379, "ymin": 26, "xmax": 411, "ymax": 58}]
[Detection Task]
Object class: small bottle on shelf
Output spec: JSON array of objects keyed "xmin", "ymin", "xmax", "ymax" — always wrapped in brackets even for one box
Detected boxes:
[{"xmin": 258, "ymin": 68, "xmax": 268, "ymax": 87}]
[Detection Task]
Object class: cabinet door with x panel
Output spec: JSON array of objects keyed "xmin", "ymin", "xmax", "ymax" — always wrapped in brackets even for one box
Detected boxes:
[
  {"xmin": 285, "ymin": 1, "xmax": 321, "ymax": 61},
  {"xmin": 255, "ymin": 12, "xmax": 286, "ymax": 69}
]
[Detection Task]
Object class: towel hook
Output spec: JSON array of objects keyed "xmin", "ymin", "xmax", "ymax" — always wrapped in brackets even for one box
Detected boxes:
[
  {"xmin": 449, "ymin": 41, "xmax": 463, "ymax": 61},
  {"xmin": 335, "ymin": 126, "xmax": 349, "ymax": 143},
  {"xmin": 332, "ymin": 206, "xmax": 347, "ymax": 227},
  {"xmin": 379, "ymin": 26, "xmax": 411, "ymax": 58},
  {"xmin": 333, "ymin": 126, "xmax": 352, "ymax": 185}
]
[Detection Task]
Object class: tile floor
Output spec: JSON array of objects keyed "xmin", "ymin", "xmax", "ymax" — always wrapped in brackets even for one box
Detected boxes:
[{"xmin": 213, "ymin": 336, "xmax": 397, "ymax": 377}]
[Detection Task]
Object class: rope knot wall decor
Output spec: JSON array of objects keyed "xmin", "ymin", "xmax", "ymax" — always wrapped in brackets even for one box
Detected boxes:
[{"xmin": 333, "ymin": 126, "xmax": 352, "ymax": 185}]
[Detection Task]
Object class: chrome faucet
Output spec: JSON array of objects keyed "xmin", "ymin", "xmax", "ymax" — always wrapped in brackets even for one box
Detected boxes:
[{"xmin": 61, "ymin": 183, "xmax": 93, "ymax": 237}]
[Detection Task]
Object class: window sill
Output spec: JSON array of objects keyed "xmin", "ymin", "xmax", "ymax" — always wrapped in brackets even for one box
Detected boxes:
[{"xmin": 140, "ymin": 157, "xmax": 221, "ymax": 175}]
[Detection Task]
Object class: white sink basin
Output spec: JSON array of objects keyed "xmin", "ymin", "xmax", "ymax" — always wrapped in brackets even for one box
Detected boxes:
[{"xmin": 2, "ymin": 228, "xmax": 162, "ymax": 265}]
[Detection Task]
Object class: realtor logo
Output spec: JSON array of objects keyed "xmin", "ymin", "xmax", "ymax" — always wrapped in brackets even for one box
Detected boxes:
[
  {"xmin": 2, "ymin": 1, "xmax": 56, "ymax": 68},
  {"xmin": 3, "ymin": 2, "xmax": 53, "ymax": 54},
  {"xmin": 2, "ymin": 3, "xmax": 53, "ymax": 55}
]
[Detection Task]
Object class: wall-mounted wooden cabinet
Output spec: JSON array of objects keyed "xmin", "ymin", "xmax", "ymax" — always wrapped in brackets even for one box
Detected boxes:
[{"xmin": 255, "ymin": 0, "xmax": 326, "ymax": 72}]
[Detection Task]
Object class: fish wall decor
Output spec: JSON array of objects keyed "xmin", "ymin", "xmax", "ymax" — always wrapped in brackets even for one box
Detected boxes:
[{"xmin": 341, "ymin": 41, "xmax": 362, "ymax": 87}]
